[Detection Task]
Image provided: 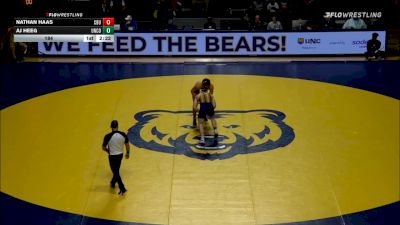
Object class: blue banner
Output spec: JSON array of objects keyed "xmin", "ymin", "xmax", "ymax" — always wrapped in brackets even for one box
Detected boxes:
[{"xmin": 38, "ymin": 31, "xmax": 386, "ymax": 55}]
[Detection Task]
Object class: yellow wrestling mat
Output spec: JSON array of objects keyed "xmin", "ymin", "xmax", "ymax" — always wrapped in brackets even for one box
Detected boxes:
[{"xmin": 1, "ymin": 75, "xmax": 399, "ymax": 225}]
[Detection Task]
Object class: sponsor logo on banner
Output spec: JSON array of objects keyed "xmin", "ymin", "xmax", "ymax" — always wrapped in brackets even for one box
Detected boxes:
[
  {"xmin": 329, "ymin": 41, "xmax": 345, "ymax": 45},
  {"xmin": 297, "ymin": 38, "xmax": 321, "ymax": 45},
  {"xmin": 352, "ymin": 39, "xmax": 368, "ymax": 48},
  {"xmin": 297, "ymin": 37, "xmax": 321, "ymax": 49}
]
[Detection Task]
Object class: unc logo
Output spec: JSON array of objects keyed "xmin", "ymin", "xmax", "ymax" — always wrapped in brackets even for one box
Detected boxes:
[
  {"xmin": 128, "ymin": 110, "xmax": 295, "ymax": 160},
  {"xmin": 297, "ymin": 38, "xmax": 305, "ymax": 44}
]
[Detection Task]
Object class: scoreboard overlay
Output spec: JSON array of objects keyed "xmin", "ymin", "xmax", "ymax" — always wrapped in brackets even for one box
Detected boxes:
[{"xmin": 14, "ymin": 18, "xmax": 115, "ymax": 43}]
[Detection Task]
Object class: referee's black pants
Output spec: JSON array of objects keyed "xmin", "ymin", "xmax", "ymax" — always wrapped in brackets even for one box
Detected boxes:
[{"xmin": 109, "ymin": 154, "xmax": 126, "ymax": 191}]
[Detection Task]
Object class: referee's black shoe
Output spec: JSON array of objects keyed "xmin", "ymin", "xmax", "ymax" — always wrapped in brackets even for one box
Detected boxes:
[{"xmin": 119, "ymin": 189, "xmax": 127, "ymax": 195}]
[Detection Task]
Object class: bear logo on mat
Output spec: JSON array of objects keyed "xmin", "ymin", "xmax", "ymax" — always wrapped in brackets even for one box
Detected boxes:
[{"xmin": 128, "ymin": 110, "xmax": 295, "ymax": 160}]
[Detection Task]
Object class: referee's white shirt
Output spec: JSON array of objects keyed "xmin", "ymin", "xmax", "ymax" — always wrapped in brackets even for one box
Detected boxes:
[{"xmin": 103, "ymin": 131, "xmax": 129, "ymax": 155}]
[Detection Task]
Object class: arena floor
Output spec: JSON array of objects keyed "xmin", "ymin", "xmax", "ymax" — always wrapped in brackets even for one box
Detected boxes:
[{"xmin": 0, "ymin": 58, "xmax": 399, "ymax": 225}]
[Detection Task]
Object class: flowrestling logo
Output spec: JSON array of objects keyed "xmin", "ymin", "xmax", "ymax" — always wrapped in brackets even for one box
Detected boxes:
[
  {"xmin": 324, "ymin": 12, "xmax": 382, "ymax": 19},
  {"xmin": 128, "ymin": 110, "xmax": 295, "ymax": 160}
]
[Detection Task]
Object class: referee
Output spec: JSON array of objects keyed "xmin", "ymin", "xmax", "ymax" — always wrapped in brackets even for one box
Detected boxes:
[{"xmin": 102, "ymin": 120, "xmax": 130, "ymax": 195}]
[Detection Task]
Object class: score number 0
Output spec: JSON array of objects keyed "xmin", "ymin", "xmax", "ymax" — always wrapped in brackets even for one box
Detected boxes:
[{"xmin": 102, "ymin": 18, "xmax": 114, "ymax": 26}]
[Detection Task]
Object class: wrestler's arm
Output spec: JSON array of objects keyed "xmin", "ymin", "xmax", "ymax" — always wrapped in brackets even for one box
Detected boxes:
[
  {"xmin": 211, "ymin": 94, "xmax": 216, "ymax": 108},
  {"xmin": 191, "ymin": 82, "xmax": 200, "ymax": 100},
  {"xmin": 193, "ymin": 94, "xmax": 199, "ymax": 110}
]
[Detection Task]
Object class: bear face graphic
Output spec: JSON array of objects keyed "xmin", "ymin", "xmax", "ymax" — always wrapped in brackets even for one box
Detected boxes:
[{"xmin": 128, "ymin": 110, "xmax": 295, "ymax": 160}]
